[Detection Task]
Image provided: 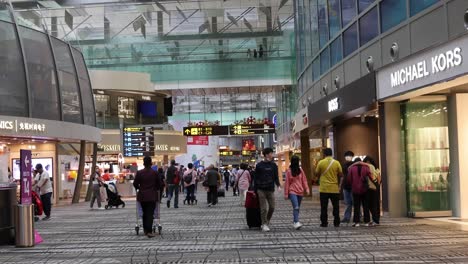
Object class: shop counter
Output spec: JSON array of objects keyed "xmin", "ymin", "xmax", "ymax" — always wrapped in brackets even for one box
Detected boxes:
[
  {"xmin": 116, "ymin": 181, "xmax": 136, "ymax": 197},
  {"xmin": 0, "ymin": 184, "xmax": 17, "ymax": 245}
]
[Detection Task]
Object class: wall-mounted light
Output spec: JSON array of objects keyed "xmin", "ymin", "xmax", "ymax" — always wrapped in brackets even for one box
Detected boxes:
[
  {"xmin": 307, "ymin": 95, "xmax": 313, "ymax": 104},
  {"xmin": 321, "ymin": 83, "xmax": 328, "ymax": 97},
  {"xmin": 465, "ymin": 9, "xmax": 468, "ymax": 30},
  {"xmin": 302, "ymin": 99, "xmax": 307, "ymax": 107},
  {"xmin": 334, "ymin": 76, "xmax": 340, "ymax": 89},
  {"xmin": 390, "ymin": 43, "xmax": 399, "ymax": 61},
  {"xmin": 366, "ymin": 56, "xmax": 374, "ymax": 72}
]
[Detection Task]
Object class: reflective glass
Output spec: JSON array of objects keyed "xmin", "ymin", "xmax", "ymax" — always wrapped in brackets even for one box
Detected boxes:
[
  {"xmin": 380, "ymin": 0, "xmax": 407, "ymax": 32},
  {"xmin": 341, "ymin": 0, "xmax": 356, "ymax": 27},
  {"xmin": 0, "ymin": 22, "xmax": 28, "ymax": 117},
  {"xmin": 310, "ymin": 0, "xmax": 320, "ymax": 55},
  {"xmin": 359, "ymin": 7, "xmax": 379, "ymax": 46},
  {"xmin": 304, "ymin": 0, "xmax": 312, "ymax": 60},
  {"xmin": 410, "ymin": 0, "xmax": 439, "ymax": 16},
  {"xmin": 318, "ymin": 0, "xmax": 329, "ymax": 48},
  {"xmin": 52, "ymin": 38, "xmax": 83, "ymax": 124},
  {"xmin": 312, "ymin": 58, "xmax": 320, "ymax": 80},
  {"xmin": 343, "ymin": 22, "xmax": 358, "ymax": 57},
  {"xmin": 330, "ymin": 36, "xmax": 342, "ymax": 66},
  {"xmin": 20, "ymin": 27, "xmax": 60, "ymax": 121},
  {"xmin": 328, "ymin": 0, "xmax": 341, "ymax": 38},
  {"xmin": 0, "ymin": 2, "xmax": 12, "ymax": 22},
  {"xmin": 72, "ymin": 49, "xmax": 95, "ymax": 126},
  {"xmin": 358, "ymin": 0, "xmax": 376, "ymax": 13},
  {"xmin": 320, "ymin": 46, "xmax": 330, "ymax": 75}
]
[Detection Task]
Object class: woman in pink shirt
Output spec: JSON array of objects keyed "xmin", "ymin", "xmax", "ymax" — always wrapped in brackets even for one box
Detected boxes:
[
  {"xmin": 235, "ymin": 163, "xmax": 251, "ymax": 206},
  {"xmin": 284, "ymin": 156, "xmax": 310, "ymax": 230}
]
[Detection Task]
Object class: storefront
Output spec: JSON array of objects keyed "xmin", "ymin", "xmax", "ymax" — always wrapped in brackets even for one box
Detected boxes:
[
  {"xmin": 377, "ymin": 34, "xmax": 468, "ymax": 218},
  {"xmin": 0, "ymin": 115, "xmax": 100, "ymax": 204},
  {"xmin": 306, "ymin": 73, "xmax": 379, "ymax": 169}
]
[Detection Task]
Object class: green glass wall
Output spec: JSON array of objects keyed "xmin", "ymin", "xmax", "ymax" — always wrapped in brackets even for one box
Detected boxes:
[{"xmin": 402, "ymin": 101, "xmax": 450, "ymax": 214}]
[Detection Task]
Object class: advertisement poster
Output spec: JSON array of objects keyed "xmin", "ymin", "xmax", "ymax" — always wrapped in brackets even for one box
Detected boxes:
[
  {"xmin": 19, "ymin": 150, "xmax": 32, "ymax": 205},
  {"xmin": 13, "ymin": 157, "xmax": 53, "ymax": 181},
  {"xmin": 242, "ymin": 138, "xmax": 256, "ymax": 151}
]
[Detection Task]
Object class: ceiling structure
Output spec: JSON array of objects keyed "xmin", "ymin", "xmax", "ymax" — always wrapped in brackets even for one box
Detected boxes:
[{"xmin": 10, "ymin": 0, "xmax": 295, "ymax": 118}]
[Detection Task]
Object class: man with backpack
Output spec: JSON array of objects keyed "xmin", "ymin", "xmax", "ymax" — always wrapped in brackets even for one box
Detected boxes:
[
  {"xmin": 254, "ymin": 148, "xmax": 281, "ymax": 232},
  {"xmin": 183, "ymin": 163, "xmax": 198, "ymax": 205},
  {"xmin": 315, "ymin": 148, "xmax": 343, "ymax": 228},
  {"xmin": 166, "ymin": 160, "xmax": 180, "ymax": 208}
]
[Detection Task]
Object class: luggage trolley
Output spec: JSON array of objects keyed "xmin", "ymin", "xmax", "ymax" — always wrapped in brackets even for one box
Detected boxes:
[{"xmin": 134, "ymin": 192, "xmax": 163, "ymax": 235}]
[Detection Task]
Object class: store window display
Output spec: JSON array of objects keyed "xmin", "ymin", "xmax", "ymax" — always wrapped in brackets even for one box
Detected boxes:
[{"xmin": 401, "ymin": 100, "xmax": 450, "ymax": 214}]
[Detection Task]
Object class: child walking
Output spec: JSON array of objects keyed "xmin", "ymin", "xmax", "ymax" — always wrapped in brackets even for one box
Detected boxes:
[{"xmin": 284, "ymin": 155, "xmax": 310, "ymax": 230}]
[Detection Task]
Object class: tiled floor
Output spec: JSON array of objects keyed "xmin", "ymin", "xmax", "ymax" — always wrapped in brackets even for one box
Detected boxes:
[{"xmin": 2, "ymin": 190, "xmax": 468, "ymax": 263}]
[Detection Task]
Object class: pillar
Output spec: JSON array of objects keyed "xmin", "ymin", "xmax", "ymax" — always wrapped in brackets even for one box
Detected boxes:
[
  {"xmin": 72, "ymin": 140, "xmax": 86, "ymax": 204},
  {"xmin": 300, "ymin": 129, "xmax": 312, "ymax": 197},
  {"xmin": 379, "ymin": 102, "xmax": 406, "ymax": 217},
  {"xmin": 448, "ymin": 94, "xmax": 468, "ymax": 218}
]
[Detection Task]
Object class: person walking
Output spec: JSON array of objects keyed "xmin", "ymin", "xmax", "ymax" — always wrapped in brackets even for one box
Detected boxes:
[
  {"xmin": 235, "ymin": 163, "xmax": 251, "ymax": 206},
  {"xmin": 206, "ymin": 165, "xmax": 220, "ymax": 207},
  {"xmin": 133, "ymin": 156, "xmax": 162, "ymax": 238},
  {"xmin": 363, "ymin": 156, "xmax": 381, "ymax": 226},
  {"xmin": 254, "ymin": 147, "xmax": 281, "ymax": 232},
  {"xmin": 230, "ymin": 169, "xmax": 238, "ymax": 196},
  {"xmin": 89, "ymin": 166, "xmax": 104, "ymax": 210},
  {"xmin": 341, "ymin": 151, "xmax": 355, "ymax": 224},
  {"xmin": 33, "ymin": 164, "xmax": 53, "ymax": 220},
  {"xmin": 284, "ymin": 156, "xmax": 310, "ymax": 230},
  {"xmin": 315, "ymin": 148, "xmax": 343, "ymax": 227},
  {"xmin": 166, "ymin": 160, "xmax": 180, "ymax": 209},
  {"xmin": 183, "ymin": 163, "xmax": 198, "ymax": 205},
  {"xmin": 223, "ymin": 169, "xmax": 231, "ymax": 191},
  {"xmin": 259, "ymin": 45, "xmax": 264, "ymax": 58},
  {"xmin": 347, "ymin": 158, "xmax": 372, "ymax": 227}
]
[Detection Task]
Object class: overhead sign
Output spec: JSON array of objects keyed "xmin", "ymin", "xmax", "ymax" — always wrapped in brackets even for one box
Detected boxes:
[
  {"xmin": 183, "ymin": 126, "xmax": 229, "ymax": 136},
  {"xmin": 377, "ymin": 36, "xmax": 468, "ymax": 100},
  {"xmin": 20, "ymin": 150, "xmax": 32, "ymax": 205},
  {"xmin": 230, "ymin": 124, "xmax": 275, "ymax": 135},
  {"xmin": 187, "ymin": 136, "xmax": 209, "ymax": 145},
  {"xmin": 123, "ymin": 126, "xmax": 155, "ymax": 157}
]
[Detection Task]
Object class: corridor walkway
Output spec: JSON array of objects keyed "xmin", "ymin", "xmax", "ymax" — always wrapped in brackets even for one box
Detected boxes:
[{"xmin": 2, "ymin": 192, "xmax": 468, "ymax": 263}]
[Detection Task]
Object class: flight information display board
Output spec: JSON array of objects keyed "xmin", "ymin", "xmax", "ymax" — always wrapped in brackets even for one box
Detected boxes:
[
  {"xmin": 123, "ymin": 126, "xmax": 155, "ymax": 157},
  {"xmin": 230, "ymin": 124, "xmax": 275, "ymax": 135},
  {"xmin": 183, "ymin": 126, "xmax": 229, "ymax": 136}
]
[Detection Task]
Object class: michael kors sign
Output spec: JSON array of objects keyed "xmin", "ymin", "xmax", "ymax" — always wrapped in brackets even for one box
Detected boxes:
[{"xmin": 377, "ymin": 36, "xmax": 468, "ymax": 100}]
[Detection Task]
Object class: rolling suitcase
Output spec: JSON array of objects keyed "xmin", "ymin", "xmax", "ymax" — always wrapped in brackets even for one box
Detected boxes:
[
  {"xmin": 217, "ymin": 188, "xmax": 225, "ymax": 197},
  {"xmin": 245, "ymin": 191, "xmax": 261, "ymax": 228}
]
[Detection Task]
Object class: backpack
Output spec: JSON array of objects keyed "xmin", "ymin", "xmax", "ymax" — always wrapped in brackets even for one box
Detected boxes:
[
  {"xmin": 184, "ymin": 171, "xmax": 194, "ymax": 184},
  {"xmin": 255, "ymin": 162, "xmax": 276, "ymax": 190},
  {"xmin": 358, "ymin": 165, "xmax": 369, "ymax": 193},
  {"xmin": 174, "ymin": 169, "xmax": 181, "ymax": 185}
]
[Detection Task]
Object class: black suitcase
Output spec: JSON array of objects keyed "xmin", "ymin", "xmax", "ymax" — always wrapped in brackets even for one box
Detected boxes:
[
  {"xmin": 246, "ymin": 207, "xmax": 262, "ymax": 228},
  {"xmin": 217, "ymin": 188, "xmax": 225, "ymax": 197}
]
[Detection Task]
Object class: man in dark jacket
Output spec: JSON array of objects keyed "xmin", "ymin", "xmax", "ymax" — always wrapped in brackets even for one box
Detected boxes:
[
  {"xmin": 254, "ymin": 147, "xmax": 281, "ymax": 232},
  {"xmin": 133, "ymin": 156, "xmax": 161, "ymax": 238},
  {"xmin": 206, "ymin": 164, "xmax": 220, "ymax": 207},
  {"xmin": 165, "ymin": 160, "xmax": 179, "ymax": 208}
]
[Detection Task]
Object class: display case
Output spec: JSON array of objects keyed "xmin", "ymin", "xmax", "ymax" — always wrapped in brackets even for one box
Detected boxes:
[{"xmin": 402, "ymin": 101, "xmax": 451, "ymax": 215}]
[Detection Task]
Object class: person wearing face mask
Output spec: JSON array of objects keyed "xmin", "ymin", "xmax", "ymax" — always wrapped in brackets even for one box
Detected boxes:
[{"xmin": 340, "ymin": 151, "xmax": 355, "ymax": 224}]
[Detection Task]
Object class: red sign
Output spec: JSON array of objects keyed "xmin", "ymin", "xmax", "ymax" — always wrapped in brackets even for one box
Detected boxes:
[{"xmin": 187, "ymin": 136, "xmax": 209, "ymax": 145}]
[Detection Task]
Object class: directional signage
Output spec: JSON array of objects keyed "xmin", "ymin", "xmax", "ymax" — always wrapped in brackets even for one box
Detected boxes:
[
  {"xmin": 230, "ymin": 124, "xmax": 275, "ymax": 135},
  {"xmin": 183, "ymin": 126, "xmax": 229, "ymax": 136},
  {"xmin": 123, "ymin": 126, "xmax": 155, "ymax": 157},
  {"xmin": 20, "ymin": 149, "xmax": 32, "ymax": 205}
]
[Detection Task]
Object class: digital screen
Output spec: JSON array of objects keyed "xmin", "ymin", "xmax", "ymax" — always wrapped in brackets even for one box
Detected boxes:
[
  {"xmin": 123, "ymin": 126, "xmax": 155, "ymax": 157},
  {"xmin": 183, "ymin": 126, "xmax": 229, "ymax": 136},
  {"xmin": 138, "ymin": 101, "xmax": 157, "ymax": 118},
  {"xmin": 12, "ymin": 158, "xmax": 53, "ymax": 180},
  {"xmin": 230, "ymin": 124, "xmax": 275, "ymax": 135}
]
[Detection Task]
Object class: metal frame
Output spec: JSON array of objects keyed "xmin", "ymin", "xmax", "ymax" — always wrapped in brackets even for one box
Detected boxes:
[
  {"xmin": 68, "ymin": 43, "xmax": 85, "ymax": 124},
  {"xmin": 47, "ymin": 35, "xmax": 64, "ymax": 121}
]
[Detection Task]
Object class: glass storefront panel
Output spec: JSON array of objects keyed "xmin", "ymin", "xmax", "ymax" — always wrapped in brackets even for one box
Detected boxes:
[
  {"xmin": 409, "ymin": 0, "xmax": 439, "ymax": 17},
  {"xmin": 380, "ymin": 0, "xmax": 407, "ymax": 33},
  {"xmin": 341, "ymin": 0, "xmax": 356, "ymax": 27},
  {"xmin": 402, "ymin": 101, "xmax": 450, "ymax": 213},
  {"xmin": 359, "ymin": 7, "xmax": 379, "ymax": 46}
]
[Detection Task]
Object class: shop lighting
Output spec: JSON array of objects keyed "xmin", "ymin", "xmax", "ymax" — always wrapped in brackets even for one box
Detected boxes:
[{"xmin": 465, "ymin": 9, "xmax": 468, "ymax": 30}]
